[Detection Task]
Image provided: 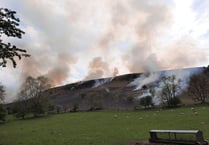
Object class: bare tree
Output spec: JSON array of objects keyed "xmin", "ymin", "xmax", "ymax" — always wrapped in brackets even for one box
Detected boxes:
[
  {"xmin": 30, "ymin": 76, "xmax": 51, "ymax": 117},
  {"xmin": 188, "ymin": 74, "xmax": 209, "ymax": 104},
  {"xmin": 15, "ymin": 76, "xmax": 51, "ymax": 118},
  {"xmin": 159, "ymin": 75, "xmax": 181, "ymax": 107}
]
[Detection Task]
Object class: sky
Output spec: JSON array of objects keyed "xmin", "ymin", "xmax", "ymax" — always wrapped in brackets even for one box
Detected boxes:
[{"xmin": 1, "ymin": 0, "xmax": 209, "ymax": 102}]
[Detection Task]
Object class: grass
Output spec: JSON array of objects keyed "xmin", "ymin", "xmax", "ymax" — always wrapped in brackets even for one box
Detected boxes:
[{"xmin": 0, "ymin": 106, "xmax": 209, "ymax": 145}]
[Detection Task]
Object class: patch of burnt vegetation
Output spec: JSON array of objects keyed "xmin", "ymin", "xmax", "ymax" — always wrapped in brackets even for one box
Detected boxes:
[
  {"xmin": 114, "ymin": 73, "xmax": 141, "ymax": 82},
  {"xmin": 63, "ymin": 80, "xmax": 95, "ymax": 90}
]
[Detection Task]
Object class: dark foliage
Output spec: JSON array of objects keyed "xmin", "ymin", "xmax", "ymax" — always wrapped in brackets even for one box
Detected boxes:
[
  {"xmin": 72, "ymin": 103, "xmax": 79, "ymax": 112},
  {"xmin": 140, "ymin": 96, "xmax": 153, "ymax": 109},
  {"xmin": 188, "ymin": 73, "xmax": 209, "ymax": 104},
  {"xmin": 0, "ymin": 83, "xmax": 7, "ymax": 121},
  {"xmin": 0, "ymin": 8, "xmax": 30, "ymax": 68},
  {"xmin": 167, "ymin": 97, "xmax": 181, "ymax": 107},
  {"xmin": 14, "ymin": 100, "xmax": 29, "ymax": 119},
  {"xmin": 160, "ymin": 75, "xmax": 181, "ymax": 107},
  {"xmin": 0, "ymin": 83, "xmax": 5, "ymax": 102},
  {"xmin": 0, "ymin": 104, "xmax": 7, "ymax": 121}
]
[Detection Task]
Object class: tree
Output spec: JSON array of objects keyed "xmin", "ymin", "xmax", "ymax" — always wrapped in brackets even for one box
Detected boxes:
[
  {"xmin": 139, "ymin": 96, "xmax": 152, "ymax": 109},
  {"xmin": 159, "ymin": 75, "xmax": 181, "ymax": 107},
  {"xmin": 0, "ymin": 83, "xmax": 7, "ymax": 121},
  {"xmin": 88, "ymin": 94, "xmax": 103, "ymax": 111},
  {"xmin": 72, "ymin": 103, "xmax": 79, "ymax": 112},
  {"xmin": 0, "ymin": 83, "xmax": 5, "ymax": 102},
  {"xmin": 0, "ymin": 104, "xmax": 7, "ymax": 121},
  {"xmin": 188, "ymin": 73, "xmax": 209, "ymax": 104},
  {"xmin": 30, "ymin": 76, "xmax": 51, "ymax": 117},
  {"xmin": 0, "ymin": 8, "xmax": 30, "ymax": 68},
  {"xmin": 16, "ymin": 76, "xmax": 51, "ymax": 118},
  {"xmin": 14, "ymin": 90, "xmax": 30, "ymax": 119}
]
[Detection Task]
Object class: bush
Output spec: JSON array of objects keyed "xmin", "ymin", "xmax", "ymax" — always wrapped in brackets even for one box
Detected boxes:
[
  {"xmin": 72, "ymin": 103, "xmax": 79, "ymax": 112},
  {"xmin": 127, "ymin": 96, "xmax": 134, "ymax": 102},
  {"xmin": 0, "ymin": 104, "xmax": 7, "ymax": 121},
  {"xmin": 167, "ymin": 97, "xmax": 181, "ymax": 107},
  {"xmin": 140, "ymin": 96, "xmax": 152, "ymax": 109},
  {"xmin": 55, "ymin": 105, "xmax": 63, "ymax": 114},
  {"xmin": 31, "ymin": 103, "xmax": 48, "ymax": 117},
  {"xmin": 15, "ymin": 111, "xmax": 27, "ymax": 119}
]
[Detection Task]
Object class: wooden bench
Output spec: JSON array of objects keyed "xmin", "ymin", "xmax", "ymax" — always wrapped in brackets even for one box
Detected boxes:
[{"xmin": 149, "ymin": 130, "xmax": 208, "ymax": 145}]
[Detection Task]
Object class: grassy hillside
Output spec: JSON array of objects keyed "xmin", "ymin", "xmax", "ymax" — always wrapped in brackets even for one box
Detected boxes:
[{"xmin": 0, "ymin": 106, "xmax": 208, "ymax": 145}]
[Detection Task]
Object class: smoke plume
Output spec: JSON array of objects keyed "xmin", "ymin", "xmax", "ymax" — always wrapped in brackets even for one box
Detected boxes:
[
  {"xmin": 45, "ymin": 53, "xmax": 77, "ymax": 86},
  {"xmin": 121, "ymin": 0, "xmax": 172, "ymax": 73},
  {"xmin": 85, "ymin": 57, "xmax": 109, "ymax": 80},
  {"xmin": 15, "ymin": 0, "xmax": 78, "ymax": 86},
  {"xmin": 1, "ymin": 0, "xmax": 209, "ymax": 102},
  {"xmin": 113, "ymin": 67, "xmax": 119, "ymax": 77}
]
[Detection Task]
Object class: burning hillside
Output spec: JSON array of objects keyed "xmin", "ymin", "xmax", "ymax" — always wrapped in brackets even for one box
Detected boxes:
[{"xmin": 43, "ymin": 67, "xmax": 203, "ymax": 111}]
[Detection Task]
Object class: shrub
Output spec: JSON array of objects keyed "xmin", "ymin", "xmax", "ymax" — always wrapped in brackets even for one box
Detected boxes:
[
  {"xmin": 127, "ymin": 96, "xmax": 134, "ymax": 102},
  {"xmin": 0, "ymin": 104, "xmax": 7, "ymax": 121},
  {"xmin": 140, "ymin": 96, "xmax": 152, "ymax": 109},
  {"xmin": 167, "ymin": 97, "xmax": 181, "ymax": 107},
  {"xmin": 72, "ymin": 103, "xmax": 79, "ymax": 112}
]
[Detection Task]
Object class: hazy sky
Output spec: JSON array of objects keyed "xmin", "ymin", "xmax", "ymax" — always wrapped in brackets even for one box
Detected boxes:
[{"xmin": 1, "ymin": 0, "xmax": 209, "ymax": 102}]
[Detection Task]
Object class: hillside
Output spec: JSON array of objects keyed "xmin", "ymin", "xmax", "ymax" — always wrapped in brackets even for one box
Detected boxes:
[{"xmin": 44, "ymin": 67, "xmax": 204, "ymax": 111}]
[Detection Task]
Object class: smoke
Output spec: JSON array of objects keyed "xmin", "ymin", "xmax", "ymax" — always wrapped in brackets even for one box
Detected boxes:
[
  {"xmin": 130, "ymin": 68, "xmax": 203, "ymax": 105},
  {"xmin": 1, "ymin": 0, "xmax": 209, "ymax": 103},
  {"xmin": 85, "ymin": 57, "xmax": 120, "ymax": 88},
  {"xmin": 84, "ymin": 57, "xmax": 119, "ymax": 88},
  {"xmin": 93, "ymin": 78, "xmax": 112, "ymax": 88},
  {"xmin": 13, "ymin": 0, "xmax": 79, "ymax": 86},
  {"xmin": 160, "ymin": 37, "xmax": 209, "ymax": 69},
  {"xmin": 136, "ymin": 89, "xmax": 161, "ymax": 105},
  {"xmin": 85, "ymin": 57, "xmax": 109, "ymax": 80},
  {"xmin": 84, "ymin": 57, "xmax": 119, "ymax": 80},
  {"xmin": 113, "ymin": 67, "xmax": 119, "ymax": 77},
  {"xmin": 130, "ymin": 68, "xmax": 202, "ymax": 91},
  {"xmin": 9, "ymin": 0, "xmax": 209, "ymax": 77},
  {"xmin": 45, "ymin": 53, "xmax": 77, "ymax": 86},
  {"xmin": 84, "ymin": 0, "xmax": 173, "ymax": 78},
  {"xmin": 19, "ymin": 44, "xmax": 77, "ymax": 87},
  {"xmin": 129, "ymin": 68, "xmax": 203, "ymax": 105},
  {"xmin": 109, "ymin": 0, "xmax": 208, "ymax": 73},
  {"xmin": 121, "ymin": 0, "xmax": 172, "ymax": 72},
  {"xmin": 162, "ymin": 67, "xmax": 203, "ymax": 90},
  {"xmin": 128, "ymin": 72, "xmax": 160, "ymax": 90}
]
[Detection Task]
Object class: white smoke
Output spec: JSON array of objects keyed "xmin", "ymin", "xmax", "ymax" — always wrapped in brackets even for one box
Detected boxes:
[
  {"xmin": 163, "ymin": 67, "xmax": 203, "ymax": 90},
  {"xmin": 136, "ymin": 90, "xmax": 152, "ymax": 99},
  {"xmin": 130, "ymin": 68, "xmax": 203, "ymax": 105},
  {"xmin": 1, "ymin": 0, "xmax": 209, "ymax": 103},
  {"xmin": 136, "ymin": 88, "xmax": 161, "ymax": 105},
  {"xmin": 128, "ymin": 72, "xmax": 161, "ymax": 90},
  {"xmin": 130, "ymin": 68, "xmax": 202, "ymax": 91},
  {"xmin": 92, "ymin": 78, "xmax": 113, "ymax": 88},
  {"xmin": 105, "ymin": 88, "xmax": 110, "ymax": 93}
]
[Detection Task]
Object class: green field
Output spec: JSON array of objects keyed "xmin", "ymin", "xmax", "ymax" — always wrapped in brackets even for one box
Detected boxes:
[{"xmin": 0, "ymin": 106, "xmax": 208, "ymax": 145}]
